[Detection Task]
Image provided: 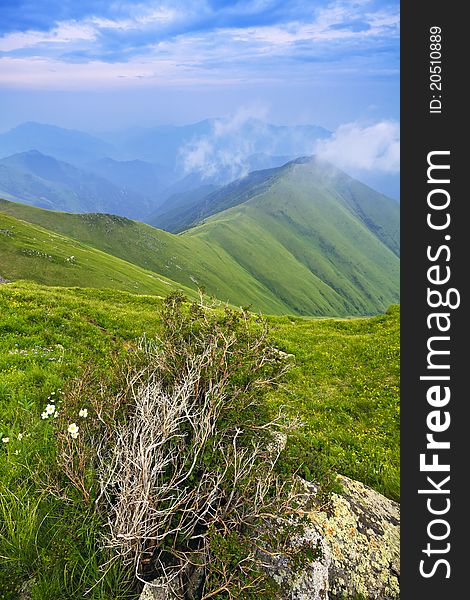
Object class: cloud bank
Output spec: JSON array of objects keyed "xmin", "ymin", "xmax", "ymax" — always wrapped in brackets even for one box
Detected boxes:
[
  {"xmin": 315, "ymin": 120, "xmax": 400, "ymax": 173},
  {"xmin": 179, "ymin": 106, "xmax": 270, "ymax": 181},
  {"xmin": 179, "ymin": 113, "xmax": 400, "ymax": 199}
]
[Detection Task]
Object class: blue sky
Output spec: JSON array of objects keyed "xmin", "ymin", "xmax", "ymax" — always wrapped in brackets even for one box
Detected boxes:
[{"xmin": 0, "ymin": 0, "xmax": 399, "ymax": 131}]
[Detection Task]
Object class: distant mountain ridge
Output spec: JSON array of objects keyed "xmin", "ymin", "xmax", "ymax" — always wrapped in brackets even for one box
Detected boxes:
[
  {"xmin": 0, "ymin": 122, "xmax": 112, "ymax": 164},
  {"xmin": 97, "ymin": 118, "xmax": 331, "ymax": 165},
  {"xmin": 84, "ymin": 157, "xmax": 177, "ymax": 203},
  {"xmin": 0, "ymin": 150, "xmax": 153, "ymax": 219},
  {"xmin": 0, "ymin": 120, "xmax": 399, "ymax": 205},
  {"xmin": 0, "ymin": 157, "xmax": 399, "ymax": 316}
]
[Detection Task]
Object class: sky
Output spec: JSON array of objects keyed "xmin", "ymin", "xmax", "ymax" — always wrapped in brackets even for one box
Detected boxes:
[{"xmin": 0, "ymin": 0, "xmax": 400, "ymax": 134}]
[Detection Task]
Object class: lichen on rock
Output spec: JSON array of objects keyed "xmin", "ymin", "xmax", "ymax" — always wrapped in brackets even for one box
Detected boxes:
[{"xmin": 296, "ymin": 475, "xmax": 400, "ymax": 600}]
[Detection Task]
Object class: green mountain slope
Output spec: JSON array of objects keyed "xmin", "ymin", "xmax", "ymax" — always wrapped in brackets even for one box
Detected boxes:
[
  {"xmin": 0, "ymin": 200, "xmax": 289, "ymax": 314},
  {"xmin": 149, "ymin": 167, "xmax": 281, "ymax": 232},
  {"xmin": 181, "ymin": 158, "xmax": 399, "ymax": 314},
  {"xmin": 150, "ymin": 157, "xmax": 400, "ymax": 256},
  {"xmin": 0, "ymin": 158, "xmax": 399, "ymax": 315},
  {"xmin": 0, "ymin": 211, "xmax": 195, "ymax": 298}
]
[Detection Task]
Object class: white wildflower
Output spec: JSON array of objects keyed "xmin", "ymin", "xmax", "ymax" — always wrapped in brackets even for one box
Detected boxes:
[
  {"xmin": 45, "ymin": 403, "xmax": 56, "ymax": 415},
  {"xmin": 2, "ymin": 437, "xmax": 9, "ymax": 443},
  {"xmin": 18, "ymin": 433, "xmax": 23, "ymax": 440},
  {"xmin": 41, "ymin": 412, "xmax": 48, "ymax": 419},
  {"xmin": 68, "ymin": 423, "xmax": 79, "ymax": 437},
  {"xmin": 78, "ymin": 408, "xmax": 88, "ymax": 418}
]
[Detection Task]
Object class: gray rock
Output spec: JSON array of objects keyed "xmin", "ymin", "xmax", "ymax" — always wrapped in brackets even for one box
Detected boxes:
[
  {"xmin": 294, "ymin": 475, "xmax": 400, "ymax": 600},
  {"xmin": 139, "ymin": 579, "xmax": 173, "ymax": 600}
]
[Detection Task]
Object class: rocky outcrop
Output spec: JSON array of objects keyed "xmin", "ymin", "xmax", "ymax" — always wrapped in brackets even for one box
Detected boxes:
[
  {"xmin": 140, "ymin": 475, "xmax": 400, "ymax": 600},
  {"xmin": 276, "ymin": 475, "xmax": 400, "ymax": 599}
]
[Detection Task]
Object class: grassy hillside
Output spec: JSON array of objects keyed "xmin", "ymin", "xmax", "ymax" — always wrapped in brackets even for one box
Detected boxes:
[
  {"xmin": 183, "ymin": 159, "xmax": 399, "ymax": 315},
  {"xmin": 0, "ymin": 157, "xmax": 399, "ymax": 316},
  {"xmin": 0, "ymin": 201, "xmax": 290, "ymax": 314},
  {"xmin": 268, "ymin": 305, "xmax": 400, "ymax": 499},
  {"xmin": 0, "ymin": 282, "xmax": 399, "ymax": 598},
  {"xmin": 0, "ymin": 211, "xmax": 195, "ymax": 298},
  {"xmin": 149, "ymin": 166, "xmax": 280, "ymax": 233}
]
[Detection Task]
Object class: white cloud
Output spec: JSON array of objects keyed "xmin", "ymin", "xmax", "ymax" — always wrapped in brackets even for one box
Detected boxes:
[
  {"xmin": 180, "ymin": 105, "xmax": 270, "ymax": 181},
  {"xmin": 0, "ymin": 56, "xmax": 163, "ymax": 87},
  {"xmin": 0, "ymin": 0, "xmax": 398, "ymax": 89},
  {"xmin": 90, "ymin": 6, "xmax": 181, "ymax": 31},
  {"xmin": 315, "ymin": 120, "xmax": 400, "ymax": 173},
  {"xmin": 0, "ymin": 21, "xmax": 96, "ymax": 51},
  {"xmin": 0, "ymin": 5, "xmax": 183, "ymax": 52}
]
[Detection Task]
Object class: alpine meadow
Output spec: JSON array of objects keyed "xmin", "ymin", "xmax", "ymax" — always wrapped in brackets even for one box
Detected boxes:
[{"xmin": 0, "ymin": 2, "xmax": 400, "ymax": 599}]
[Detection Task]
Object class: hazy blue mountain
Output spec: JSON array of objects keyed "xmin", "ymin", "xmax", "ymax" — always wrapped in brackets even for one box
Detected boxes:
[
  {"xmin": 84, "ymin": 157, "xmax": 177, "ymax": 204},
  {"xmin": 0, "ymin": 122, "xmax": 113, "ymax": 164},
  {"xmin": 98, "ymin": 120, "xmax": 214, "ymax": 164},
  {"xmin": 246, "ymin": 153, "xmax": 295, "ymax": 171},
  {"xmin": 99, "ymin": 119, "xmax": 330, "ymax": 166},
  {"xmin": 147, "ymin": 183, "xmax": 220, "ymax": 231},
  {"xmin": 0, "ymin": 119, "xmax": 333, "ymax": 196},
  {"xmin": 0, "ymin": 150, "xmax": 153, "ymax": 218}
]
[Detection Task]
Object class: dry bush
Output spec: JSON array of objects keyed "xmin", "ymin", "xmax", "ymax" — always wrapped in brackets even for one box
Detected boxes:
[{"xmin": 96, "ymin": 293, "xmax": 306, "ymax": 598}]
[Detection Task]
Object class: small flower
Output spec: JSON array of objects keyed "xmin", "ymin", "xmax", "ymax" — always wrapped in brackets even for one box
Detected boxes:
[
  {"xmin": 2, "ymin": 437, "xmax": 9, "ymax": 443},
  {"xmin": 54, "ymin": 411, "xmax": 59, "ymax": 418},
  {"xmin": 18, "ymin": 433, "xmax": 23, "ymax": 441},
  {"xmin": 15, "ymin": 449, "xmax": 20, "ymax": 455},
  {"xmin": 78, "ymin": 408, "xmax": 88, "ymax": 418},
  {"xmin": 68, "ymin": 423, "xmax": 79, "ymax": 437},
  {"xmin": 41, "ymin": 412, "xmax": 48, "ymax": 420},
  {"xmin": 45, "ymin": 404, "xmax": 56, "ymax": 415}
]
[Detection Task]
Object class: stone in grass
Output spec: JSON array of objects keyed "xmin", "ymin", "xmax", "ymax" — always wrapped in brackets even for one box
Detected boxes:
[
  {"xmin": 139, "ymin": 579, "xmax": 169, "ymax": 600},
  {"xmin": 294, "ymin": 475, "xmax": 400, "ymax": 600}
]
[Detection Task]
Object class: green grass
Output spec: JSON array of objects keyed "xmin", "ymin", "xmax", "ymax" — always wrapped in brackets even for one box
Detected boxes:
[
  {"xmin": 0, "ymin": 211, "xmax": 196, "ymax": 298},
  {"xmin": 0, "ymin": 283, "xmax": 164, "ymax": 599},
  {"xmin": 269, "ymin": 305, "xmax": 400, "ymax": 500},
  {"xmin": 0, "ymin": 157, "xmax": 399, "ymax": 317},
  {"xmin": 0, "ymin": 282, "xmax": 399, "ymax": 598}
]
